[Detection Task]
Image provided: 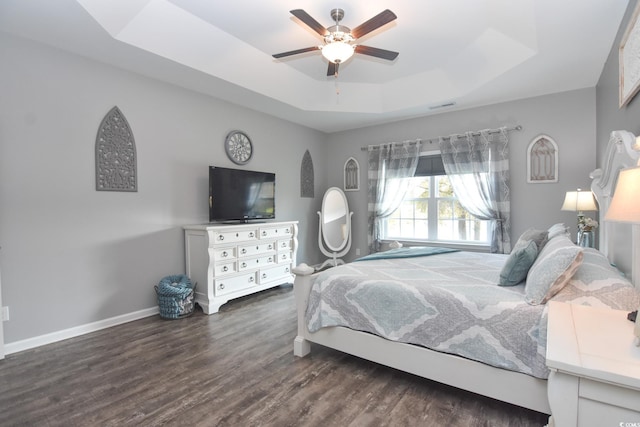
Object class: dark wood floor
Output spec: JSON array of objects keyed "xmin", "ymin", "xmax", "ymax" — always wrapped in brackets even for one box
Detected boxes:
[{"xmin": 0, "ymin": 285, "xmax": 549, "ymax": 426}]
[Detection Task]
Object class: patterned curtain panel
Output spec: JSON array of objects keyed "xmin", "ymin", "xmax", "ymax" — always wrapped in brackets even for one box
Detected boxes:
[
  {"xmin": 367, "ymin": 141, "xmax": 421, "ymax": 253},
  {"xmin": 439, "ymin": 128, "xmax": 511, "ymax": 254}
]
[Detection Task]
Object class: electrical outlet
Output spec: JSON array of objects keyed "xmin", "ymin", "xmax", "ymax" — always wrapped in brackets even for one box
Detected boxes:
[
  {"xmin": 2, "ymin": 306, "xmax": 9, "ymax": 322},
  {"xmin": 355, "ymin": 248, "xmax": 361, "ymax": 256}
]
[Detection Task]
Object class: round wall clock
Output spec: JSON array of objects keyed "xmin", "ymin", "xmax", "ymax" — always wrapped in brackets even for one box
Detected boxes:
[{"xmin": 224, "ymin": 130, "xmax": 253, "ymax": 165}]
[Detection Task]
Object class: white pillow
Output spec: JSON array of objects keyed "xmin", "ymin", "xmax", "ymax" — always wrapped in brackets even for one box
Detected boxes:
[
  {"xmin": 547, "ymin": 223, "xmax": 570, "ymax": 240},
  {"xmin": 525, "ymin": 236, "xmax": 583, "ymax": 305}
]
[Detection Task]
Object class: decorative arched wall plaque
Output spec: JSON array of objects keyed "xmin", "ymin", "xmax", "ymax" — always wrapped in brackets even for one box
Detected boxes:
[
  {"xmin": 344, "ymin": 157, "xmax": 360, "ymax": 191},
  {"xmin": 95, "ymin": 106, "xmax": 137, "ymax": 192},
  {"xmin": 300, "ymin": 149, "xmax": 314, "ymax": 198},
  {"xmin": 527, "ymin": 134, "xmax": 558, "ymax": 183}
]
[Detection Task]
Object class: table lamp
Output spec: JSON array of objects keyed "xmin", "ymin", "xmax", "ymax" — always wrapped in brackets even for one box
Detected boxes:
[
  {"xmin": 604, "ymin": 167, "xmax": 640, "ymax": 223},
  {"xmin": 561, "ymin": 188, "xmax": 598, "ymax": 245},
  {"xmin": 604, "ymin": 166, "xmax": 640, "ymax": 346}
]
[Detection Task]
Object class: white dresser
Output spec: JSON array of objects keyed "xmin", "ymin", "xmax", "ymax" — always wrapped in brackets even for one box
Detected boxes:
[
  {"xmin": 546, "ymin": 301, "xmax": 640, "ymax": 427},
  {"xmin": 184, "ymin": 221, "xmax": 298, "ymax": 314}
]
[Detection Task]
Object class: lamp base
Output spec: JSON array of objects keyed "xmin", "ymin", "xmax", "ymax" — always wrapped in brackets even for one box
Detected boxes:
[{"xmin": 577, "ymin": 230, "xmax": 594, "ymax": 248}]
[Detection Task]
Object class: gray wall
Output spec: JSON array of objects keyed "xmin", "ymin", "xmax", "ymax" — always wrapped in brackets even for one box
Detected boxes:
[
  {"xmin": 1, "ymin": 1, "xmax": 630, "ymax": 346},
  {"xmin": 596, "ymin": 0, "xmax": 640, "ymax": 277},
  {"xmin": 326, "ymin": 89, "xmax": 597, "ymax": 261},
  {"xmin": 0, "ymin": 34, "xmax": 327, "ymax": 344}
]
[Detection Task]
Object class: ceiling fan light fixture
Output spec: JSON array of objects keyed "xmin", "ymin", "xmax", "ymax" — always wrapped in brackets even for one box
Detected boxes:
[
  {"xmin": 273, "ymin": 8, "xmax": 398, "ymax": 75},
  {"xmin": 321, "ymin": 42, "xmax": 355, "ymax": 64}
]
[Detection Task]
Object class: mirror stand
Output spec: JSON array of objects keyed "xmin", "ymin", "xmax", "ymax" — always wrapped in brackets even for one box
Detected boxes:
[
  {"xmin": 317, "ymin": 187, "xmax": 353, "ymax": 270},
  {"xmin": 317, "ymin": 210, "xmax": 353, "ymax": 270}
]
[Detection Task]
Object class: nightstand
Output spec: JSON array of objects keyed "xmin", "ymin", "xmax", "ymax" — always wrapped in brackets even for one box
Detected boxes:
[{"xmin": 546, "ymin": 301, "xmax": 640, "ymax": 427}]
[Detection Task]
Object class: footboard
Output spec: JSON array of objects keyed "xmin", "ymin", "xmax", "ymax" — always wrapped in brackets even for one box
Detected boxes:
[
  {"xmin": 289, "ymin": 263, "xmax": 550, "ymax": 414},
  {"xmin": 291, "ymin": 264, "xmax": 316, "ymax": 357}
]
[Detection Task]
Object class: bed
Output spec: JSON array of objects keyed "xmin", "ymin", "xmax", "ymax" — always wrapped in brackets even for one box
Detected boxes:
[{"xmin": 292, "ymin": 129, "xmax": 640, "ymax": 417}]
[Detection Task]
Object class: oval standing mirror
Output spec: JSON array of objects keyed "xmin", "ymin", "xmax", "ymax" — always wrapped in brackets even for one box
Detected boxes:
[
  {"xmin": 318, "ymin": 187, "xmax": 353, "ymax": 269},
  {"xmin": 322, "ymin": 188, "xmax": 348, "ymax": 251}
]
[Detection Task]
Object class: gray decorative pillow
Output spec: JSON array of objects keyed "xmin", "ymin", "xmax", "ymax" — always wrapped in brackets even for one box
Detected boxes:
[
  {"xmin": 499, "ymin": 239, "xmax": 538, "ymax": 286},
  {"xmin": 517, "ymin": 228, "xmax": 549, "ymax": 251},
  {"xmin": 498, "ymin": 228, "xmax": 548, "ymax": 286},
  {"xmin": 525, "ymin": 236, "xmax": 584, "ymax": 305}
]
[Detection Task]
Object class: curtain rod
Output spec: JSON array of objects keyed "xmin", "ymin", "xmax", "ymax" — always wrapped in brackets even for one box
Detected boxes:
[{"xmin": 360, "ymin": 125, "xmax": 523, "ymax": 151}]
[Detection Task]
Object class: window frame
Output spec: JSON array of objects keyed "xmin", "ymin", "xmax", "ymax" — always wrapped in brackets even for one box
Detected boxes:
[{"xmin": 380, "ymin": 151, "xmax": 491, "ymax": 252}]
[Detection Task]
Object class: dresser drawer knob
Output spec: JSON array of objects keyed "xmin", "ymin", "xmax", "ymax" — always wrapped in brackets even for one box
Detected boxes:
[
  {"xmin": 219, "ymin": 283, "xmax": 225, "ymax": 290},
  {"xmin": 222, "ymin": 266, "xmax": 228, "ymax": 272},
  {"xmin": 241, "ymin": 248, "xmax": 247, "ymax": 254},
  {"xmin": 222, "ymin": 251, "xmax": 228, "ymax": 257},
  {"xmin": 249, "ymin": 276, "xmax": 254, "ymax": 283},
  {"xmin": 249, "ymin": 232, "xmax": 254, "ymax": 238},
  {"xmin": 241, "ymin": 262, "xmax": 247, "ymax": 268},
  {"xmin": 219, "ymin": 235, "xmax": 224, "ymax": 241}
]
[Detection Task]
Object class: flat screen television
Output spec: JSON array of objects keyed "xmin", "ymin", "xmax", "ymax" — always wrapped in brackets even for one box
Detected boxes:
[{"xmin": 209, "ymin": 166, "xmax": 276, "ymax": 222}]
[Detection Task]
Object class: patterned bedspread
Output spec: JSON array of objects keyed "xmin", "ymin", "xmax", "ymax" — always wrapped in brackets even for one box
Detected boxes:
[{"xmin": 306, "ymin": 248, "xmax": 639, "ymax": 379}]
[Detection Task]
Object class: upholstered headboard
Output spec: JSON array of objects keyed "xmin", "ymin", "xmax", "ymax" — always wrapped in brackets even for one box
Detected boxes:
[{"xmin": 590, "ymin": 130, "xmax": 640, "ymax": 287}]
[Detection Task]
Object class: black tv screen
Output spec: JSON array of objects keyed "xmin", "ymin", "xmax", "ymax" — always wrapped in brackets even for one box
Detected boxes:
[{"xmin": 209, "ymin": 166, "xmax": 275, "ymax": 222}]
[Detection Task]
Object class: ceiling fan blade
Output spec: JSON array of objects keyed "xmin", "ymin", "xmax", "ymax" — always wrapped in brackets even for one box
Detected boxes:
[
  {"xmin": 327, "ymin": 62, "xmax": 337, "ymax": 77},
  {"xmin": 273, "ymin": 46, "xmax": 320, "ymax": 59},
  {"xmin": 351, "ymin": 9, "xmax": 397, "ymax": 39},
  {"xmin": 290, "ymin": 9, "xmax": 328, "ymax": 37},
  {"xmin": 355, "ymin": 45, "xmax": 399, "ymax": 61}
]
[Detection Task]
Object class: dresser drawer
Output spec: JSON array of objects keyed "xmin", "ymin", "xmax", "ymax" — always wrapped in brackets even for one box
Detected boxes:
[
  {"xmin": 238, "ymin": 254, "xmax": 276, "ymax": 271},
  {"xmin": 259, "ymin": 264, "xmax": 292, "ymax": 284},
  {"xmin": 580, "ymin": 378, "xmax": 640, "ymax": 412},
  {"xmin": 238, "ymin": 241, "xmax": 275, "ymax": 257},
  {"xmin": 259, "ymin": 225, "xmax": 293, "ymax": 239},
  {"xmin": 213, "ymin": 229, "xmax": 258, "ymax": 244},
  {"xmin": 276, "ymin": 239, "xmax": 292, "ymax": 251},
  {"xmin": 214, "ymin": 273, "xmax": 256, "ymax": 296},
  {"xmin": 276, "ymin": 251, "xmax": 292, "ymax": 263},
  {"xmin": 212, "ymin": 247, "xmax": 236, "ymax": 261},
  {"xmin": 214, "ymin": 261, "xmax": 236, "ymax": 276}
]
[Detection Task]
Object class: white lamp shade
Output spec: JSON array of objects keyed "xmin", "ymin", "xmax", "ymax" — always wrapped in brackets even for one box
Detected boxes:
[
  {"xmin": 605, "ymin": 167, "xmax": 640, "ymax": 223},
  {"xmin": 321, "ymin": 42, "xmax": 355, "ymax": 63},
  {"xmin": 561, "ymin": 190, "xmax": 598, "ymax": 212}
]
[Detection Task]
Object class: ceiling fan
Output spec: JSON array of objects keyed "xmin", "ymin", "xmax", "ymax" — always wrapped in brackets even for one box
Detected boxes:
[{"xmin": 272, "ymin": 8, "xmax": 398, "ymax": 77}]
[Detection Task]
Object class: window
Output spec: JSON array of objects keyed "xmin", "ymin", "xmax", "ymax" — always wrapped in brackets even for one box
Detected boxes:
[{"xmin": 381, "ymin": 155, "xmax": 489, "ymax": 245}]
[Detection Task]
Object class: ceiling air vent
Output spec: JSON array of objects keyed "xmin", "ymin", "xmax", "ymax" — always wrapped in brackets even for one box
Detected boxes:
[{"xmin": 429, "ymin": 101, "xmax": 456, "ymax": 110}]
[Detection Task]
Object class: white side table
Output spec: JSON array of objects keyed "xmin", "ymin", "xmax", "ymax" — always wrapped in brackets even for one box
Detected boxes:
[{"xmin": 546, "ymin": 301, "xmax": 640, "ymax": 427}]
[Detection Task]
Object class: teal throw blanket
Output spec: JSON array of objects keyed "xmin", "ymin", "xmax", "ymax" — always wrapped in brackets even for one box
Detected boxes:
[{"xmin": 354, "ymin": 246, "xmax": 459, "ymax": 261}]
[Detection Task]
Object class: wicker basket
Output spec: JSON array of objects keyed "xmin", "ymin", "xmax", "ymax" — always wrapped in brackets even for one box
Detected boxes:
[{"xmin": 155, "ymin": 274, "xmax": 196, "ymax": 319}]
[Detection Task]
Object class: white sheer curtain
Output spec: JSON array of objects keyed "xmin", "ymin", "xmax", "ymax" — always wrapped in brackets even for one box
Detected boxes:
[
  {"xmin": 439, "ymin": 128, "xmax": 511, "ymax": 253},
  {"xmin": 367, "ymin": 141, "xmax": 421, "ymax": 253}
]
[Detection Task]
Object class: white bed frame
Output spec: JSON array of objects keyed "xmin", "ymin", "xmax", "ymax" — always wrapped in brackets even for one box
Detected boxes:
[
  {"xmin": 590, "ymin": 130, "xmax": 640, "ymax": 288},
  {"xmin": 291, "ymin": 130, "xmax": 639, "ymax": 418}
]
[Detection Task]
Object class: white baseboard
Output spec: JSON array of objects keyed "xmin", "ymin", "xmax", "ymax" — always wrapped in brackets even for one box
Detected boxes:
[{"xmin": 4, "ymin": 306, "xmax": 159, "ymax": 355}]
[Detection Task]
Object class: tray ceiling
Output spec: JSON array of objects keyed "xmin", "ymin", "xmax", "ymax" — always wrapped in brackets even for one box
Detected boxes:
[{"xmin": 0, "ymin": 0, "xmax": 629, "ymax": 132}]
